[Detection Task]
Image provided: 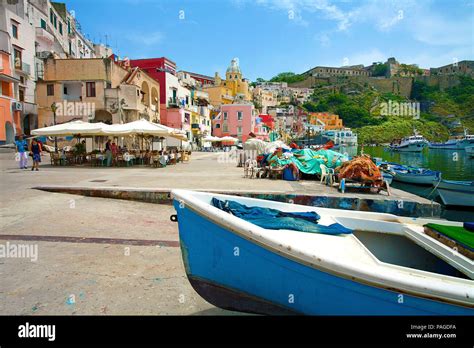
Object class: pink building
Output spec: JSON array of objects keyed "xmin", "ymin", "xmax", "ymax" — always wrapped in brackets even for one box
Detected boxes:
[{"xmin": 213, "ymin": 104, "xmax": 268, "ymax": 143}]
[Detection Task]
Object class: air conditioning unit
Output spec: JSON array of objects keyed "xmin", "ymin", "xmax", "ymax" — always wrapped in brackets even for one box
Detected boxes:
[
  {"xmin": 37, "ymin": 51, "xmax": 52, "ymax": 59},
  {"xmin": 12, "ymin": 102, "xmax": 22, "ymax": 111}
]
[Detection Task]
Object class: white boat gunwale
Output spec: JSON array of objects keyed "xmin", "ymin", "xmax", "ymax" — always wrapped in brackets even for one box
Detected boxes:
[{"xmin": 172, "ymin": 190, "xmax": 474, "ymax": 308}]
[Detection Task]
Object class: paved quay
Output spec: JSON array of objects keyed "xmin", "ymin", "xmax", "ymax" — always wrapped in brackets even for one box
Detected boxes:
[{"xmin": 0, "ymin": 150, "xmax": 440, "ymax": 315}]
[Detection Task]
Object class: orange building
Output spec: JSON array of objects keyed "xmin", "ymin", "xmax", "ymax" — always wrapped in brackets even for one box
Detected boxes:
[
  {"xmin": 0, "ymin": 30, "xmax": 21, "ymax": 144},
  {"xmin": 309, "ymin": 112, "xmax": 343, "ymax": 130}
]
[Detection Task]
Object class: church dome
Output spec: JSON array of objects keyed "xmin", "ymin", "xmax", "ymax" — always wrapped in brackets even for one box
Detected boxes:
[{"xmin": 226, "ymin": 58, "xmax": 241, "ymax": 74}]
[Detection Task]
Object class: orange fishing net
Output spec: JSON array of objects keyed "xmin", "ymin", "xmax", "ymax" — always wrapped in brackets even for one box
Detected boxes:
[{"xmin": 336, "ymin": 155, "xmax": 384, "ymax": 186}]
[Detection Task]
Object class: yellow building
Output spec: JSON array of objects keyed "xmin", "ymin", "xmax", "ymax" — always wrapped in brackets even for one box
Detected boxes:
[
  {"xmin": 309, "ymin": 112, "xmax": 343, "ymax": 130},
  {"xmin": 204, "ymin": 58, "xmax": 251, "ymax": 107}
]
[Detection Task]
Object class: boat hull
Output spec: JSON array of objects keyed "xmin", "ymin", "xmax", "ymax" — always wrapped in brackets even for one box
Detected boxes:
[
  {"xmin": 437, "ymin": 189, "xmax": 474, "ymax": 207},
  {"xmin": 390, "ymin": 143, "xmax": 426, "ymax": 152},
  {"xmin": 428, "ymin": 143, "xmax": 458, "ymax": 150},
  {"xmin": 466, "ymin": 146, "xmax": 474, "ymax": 157},
  {"xmin": 174, "ymin": 200, "xmax": 473, "ymax": 315},
  {"xmin": 393, "ymin": 173, "xmax": 440, "ymax": 185}
]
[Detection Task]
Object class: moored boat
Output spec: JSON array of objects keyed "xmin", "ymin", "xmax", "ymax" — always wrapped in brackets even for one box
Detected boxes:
[
  {"xmin": 389, "ymin": 134, "xmax": 427, "ymax": 152},
  {"xmin": 433, "ymin": 180, "xmax": 474, "ymax": 207},
  {"xmin": 429, "ymin": 132, "xmax": 474, "ymax": 150},
  {"xmin": 391, "ymin": 165, "xmax": 441, "ymax": 185},
  {"xmin": 382, "ymin": 172, "xmax": 393, "ymax": 185},
  {"xmin": 171, "ymin": 189, "xmax": 474, "ymax": 315},
  {"xmin": 466, "ymin": 146, "xmax": 474, "ymax": 157}
]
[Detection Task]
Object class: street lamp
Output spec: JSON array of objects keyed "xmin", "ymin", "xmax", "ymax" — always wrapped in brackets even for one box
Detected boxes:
[{"xmin": 51, "ymin": 102, "xmax": 58, "ymax": 153}]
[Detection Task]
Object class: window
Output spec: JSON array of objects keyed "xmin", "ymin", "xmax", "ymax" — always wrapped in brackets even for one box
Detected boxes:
[
  {"xmin": 86, "ymin": 82, "xmax": 96, "ymax": 97},
  {"xmin": 54, "ymin": 15, "xmax": 57, "ymax": 29},
  {"xmin": 47, "ymin": 84, "xmax": 54, "ymax": 96},
  {"xmin": 13, "ymin": 49, "xmax": 22, "ymax": 68},
  {"xmin": 215, "ymin": 124, "xmax": 221, "ymax": 129},
  {"xmin": 237, "ymin": 111, "xmax": 243, "ymax": 120},
  {"xmin": 223, "ymin": 125, "xmax": 228, "ymax": 132},
  {"xmin": 67, "ymin": 20, "xmax": 71, "ymax": 34},
  {"xmin": 237, "ymin": 126, "xmax": 242, "ymax": 134},
  {"xmin": 63, "ymin": 86, "xmax": 68, "ymax": 95},
  {"xmin": 19, "ymin": 88, "xmax": 25, "ymax": 102},
  {"xmin": 59, "ymin": 22, "xmax": 63, "ymax": 35},
  {"xmin": 50, "ymin": 9, "xmax": 54, "ymax": 24},
  {"xmin": 12, "ymin": 23, "xmax": 18, "ymax": 39},
  {"xmin": 223, "ymin": 112, "xmax": 228, "ymax": 120},
  {"xmin": 40, "ymin": 19, "xmax": 46, "ymax": 29}
]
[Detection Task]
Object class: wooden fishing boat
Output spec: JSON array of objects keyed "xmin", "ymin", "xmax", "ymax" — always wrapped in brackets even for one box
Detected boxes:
[
  {"xmin": 391, "ymin": 166, "xmax": 441, "ymax": 185},
  {"xmin": 171, "ymin": 189, "xmax": 473, "ymax": 315},
  {"xmin": 433, "ymin": 180, "xmax": 474, "ymax": 207}
]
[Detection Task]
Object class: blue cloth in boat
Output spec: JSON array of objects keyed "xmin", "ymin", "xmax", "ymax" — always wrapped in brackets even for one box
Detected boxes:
[{"xmin": 211, "ymin": 198, "xmax": 353, "ymax": 235}]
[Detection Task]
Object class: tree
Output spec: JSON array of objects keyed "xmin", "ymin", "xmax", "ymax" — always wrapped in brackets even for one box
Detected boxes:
[
  {"xmin": 335, "ymin": 105, "xmax": 376, "ymax": 128},
  {"xmin": 372, "ymin": 63, "xmax": 388, "ymax": 77},
  {"xmin": 269, "ymin": 72, "xmax": 306, "ymax": 84}
]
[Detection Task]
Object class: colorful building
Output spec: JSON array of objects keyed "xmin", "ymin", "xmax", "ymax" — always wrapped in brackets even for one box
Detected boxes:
[
  {"xmin": 204, "ymin": 58, "xmax": 251, "ymax": 107},
  {"xmin": 0, "ymin": 30, "xmax": 21, "ymax": 144},
  {"xmin": 130, "ymin": 57, "xmax": 193, "ymax": 138},
  {"xmin": 212, "ymin": 103, "xmax": 268, "ymax": 143},
  {"xmin": 308, "ymin": 112, "xmax": 343, "ymax": 130},
  {"xmin": 36, "ymin": 57, "xmax": 160, "ymax": 127}
]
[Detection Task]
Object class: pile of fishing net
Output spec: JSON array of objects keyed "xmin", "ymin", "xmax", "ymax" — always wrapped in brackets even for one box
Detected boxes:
[{"xmin": 336, "ymin": 154, "xmax": 384, "ymax": 186}]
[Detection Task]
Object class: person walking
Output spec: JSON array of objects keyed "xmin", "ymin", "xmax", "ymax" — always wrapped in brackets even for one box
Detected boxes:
[
  {"xmin": 30, "ymin": 138, "xmax": 42, "ymax": 171},
  {"xmin": 15, "ymin": 135, "xmax": 28, "ymax": 169},
  {"xmin": 105, "ymin": 139, "xmax": 112, "ymax": 167}
]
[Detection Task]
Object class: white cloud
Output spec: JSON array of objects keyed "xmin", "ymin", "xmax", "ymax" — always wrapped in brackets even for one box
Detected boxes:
[
  {"xmin": 126, "ymin": 31, "xmax": 164, "ymax": 46},
  {"xmin": 253, "ymin": 0, "xmax": 473, "ymax": 48}
]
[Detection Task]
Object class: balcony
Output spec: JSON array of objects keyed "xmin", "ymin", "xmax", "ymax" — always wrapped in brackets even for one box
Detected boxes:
[
  {"xmin": 15, "ymin": 61, "xmax": 31, "ymax": 76},
  {"xmin": 168, "ymin": 97, "xmax": 179, "ymax": 107},
  {"xmin": 35, "ymin": 27, "xmax": 54, "ymax": 44}
]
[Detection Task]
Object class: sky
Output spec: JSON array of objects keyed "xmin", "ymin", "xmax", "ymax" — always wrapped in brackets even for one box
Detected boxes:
[{"xmin": 66, "ymin": 0, "xmax": 474, "ymax": 80}]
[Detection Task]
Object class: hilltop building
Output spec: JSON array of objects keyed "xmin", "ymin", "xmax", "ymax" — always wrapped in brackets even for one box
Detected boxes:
[
  {"xmin": 430, "ymin": 60, "xmax": 474, "ymax": 77},
  {"xmin": 302, "ymin": 65, "xmax": 370, "ymax": 78},
  {"xmin": 204, "ymin": 58, "xmax": 251, "ymax": 106}
]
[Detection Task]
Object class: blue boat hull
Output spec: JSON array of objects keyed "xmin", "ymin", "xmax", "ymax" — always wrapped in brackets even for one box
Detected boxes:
[{"xmin": 174, "ymin": 201, "xmax": 473, "ymax": 315}]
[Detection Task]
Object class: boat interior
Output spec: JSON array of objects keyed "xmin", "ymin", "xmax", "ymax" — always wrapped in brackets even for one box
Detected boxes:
[{"xmin": 353, "ymin": 230, "xmax": 469, "ymax": 279}]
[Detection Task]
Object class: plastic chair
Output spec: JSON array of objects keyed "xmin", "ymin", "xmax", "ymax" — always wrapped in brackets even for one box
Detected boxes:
[{"xmin": 320, "ymin": 164, "xmax": 335, "ymax": 186}]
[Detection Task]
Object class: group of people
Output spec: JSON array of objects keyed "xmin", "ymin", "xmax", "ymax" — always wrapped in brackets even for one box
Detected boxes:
[{"xmin": 15, "ymin": 135, "xmax": 42, "ymax": 171}]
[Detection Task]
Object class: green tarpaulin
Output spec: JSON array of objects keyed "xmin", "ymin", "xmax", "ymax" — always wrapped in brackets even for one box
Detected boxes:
[{"xmin": 268, "ymin": 149, "xmax": 348, "ymax": 175}]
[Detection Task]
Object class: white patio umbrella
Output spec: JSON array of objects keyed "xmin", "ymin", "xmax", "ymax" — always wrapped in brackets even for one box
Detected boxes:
[
  {"xmin": 31, "ymin": 120, "xmax": 108, "ymax": 137},
  {"xmin": 203, "ymin": 135, "xmax": 222, "ymax": 142},
  {"xmin": 219, "ymin": 136, "xmax": 239, "ymax": 143},
  {"xmin": 101, "ymin": 119, "xmax": 188, "ymax": 140}
]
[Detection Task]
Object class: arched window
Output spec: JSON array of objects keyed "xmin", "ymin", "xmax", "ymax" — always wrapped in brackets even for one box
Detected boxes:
[{"xmin": 215, "ymin": 124, "xmax": 221, "ymax": 128}]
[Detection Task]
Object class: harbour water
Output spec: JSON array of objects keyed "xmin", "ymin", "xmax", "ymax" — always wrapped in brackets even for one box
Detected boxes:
[{"xmin": 361, "ymin": 146, "xmax": 474, "ymax": 222}]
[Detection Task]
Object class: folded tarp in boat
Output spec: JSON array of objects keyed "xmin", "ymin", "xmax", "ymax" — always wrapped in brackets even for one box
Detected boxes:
[
  {"xmin": 424, "ymin": 223, "xmax": 474, "ymax": 260},
  {"xmin": 211, "ymin": 198, "xmax": 353, "ymax": 235}
]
